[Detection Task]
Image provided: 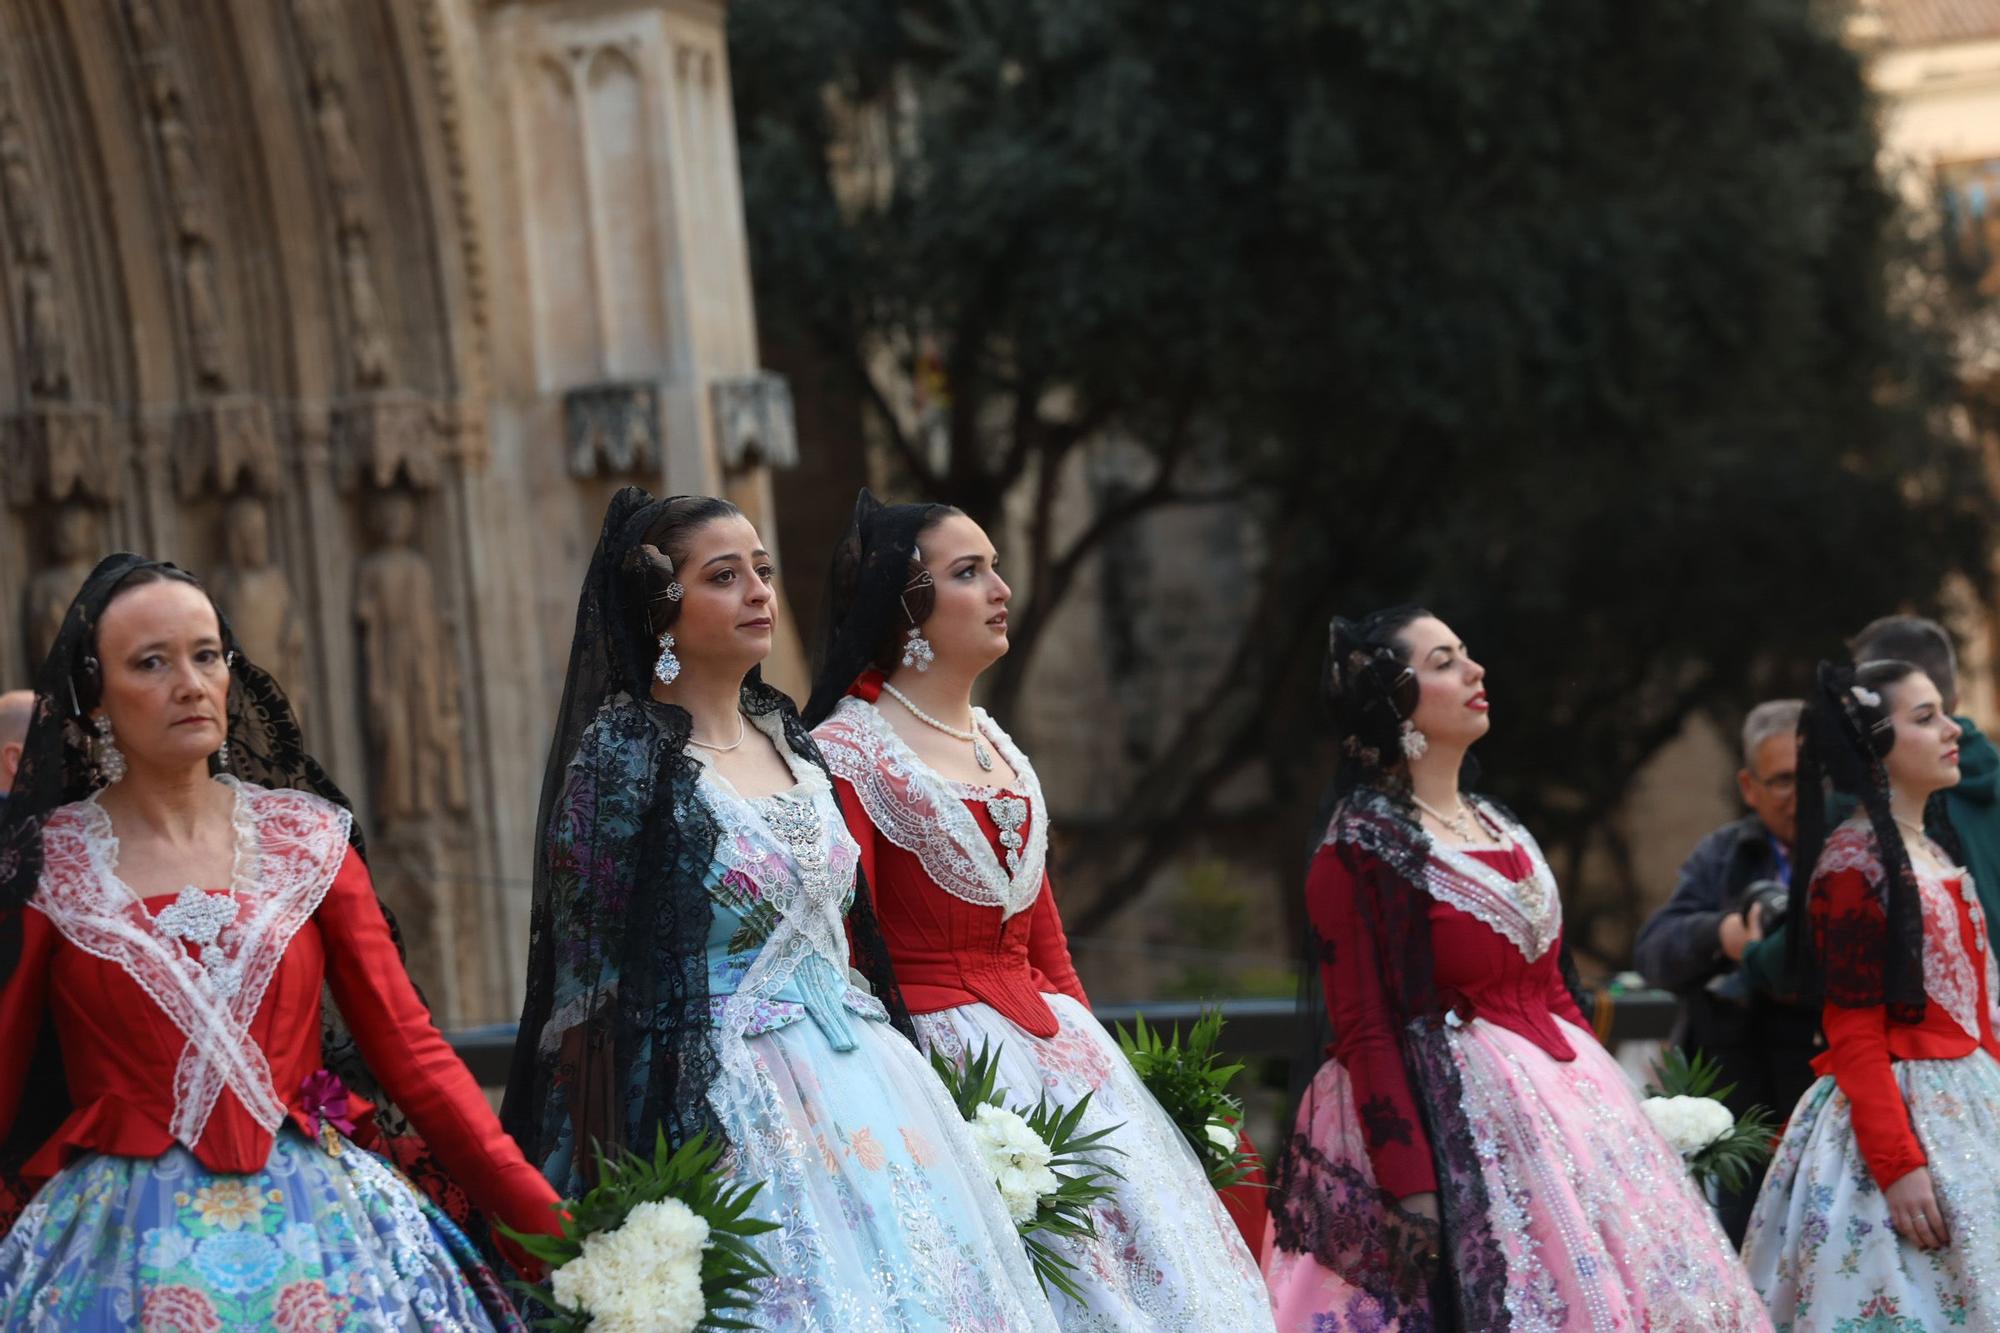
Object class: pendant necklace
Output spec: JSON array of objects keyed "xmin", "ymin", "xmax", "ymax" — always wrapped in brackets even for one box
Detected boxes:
[{"xmin": 881, "ymin": 682, "xmax": 994, "ymax": 772}]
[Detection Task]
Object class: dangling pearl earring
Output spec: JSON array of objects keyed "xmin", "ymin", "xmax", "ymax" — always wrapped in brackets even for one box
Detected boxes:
[
  {"xmin": 655, "ymin": 632, "xmax": 682, "ymax": 685},
  {"xmin": 1399, "ymin": 719, "xmax": 1429, "ymax": 760},
  {"xmin": 901, "ymin": 626, "xmax": 935, "ymax": 672},
  {"xmin": 92, "ymin": 714, "xmax": 126, "ymax": 786}
]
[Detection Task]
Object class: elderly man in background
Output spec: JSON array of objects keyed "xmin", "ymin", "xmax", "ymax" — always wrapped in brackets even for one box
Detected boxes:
[
  {"xmin": 0, "ymin": 689, "xmax": 31, "ymax": 810},
  {"xmin": 1635, "ymin": 697, "xmax": 1818, "ymax": 1244}
]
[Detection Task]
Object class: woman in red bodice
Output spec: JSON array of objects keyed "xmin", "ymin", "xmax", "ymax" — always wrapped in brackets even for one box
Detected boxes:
[
  {"xmin": 0, "ymin": 555, "xmax": 559, "ymax": 1330},
  {"xmin": 803, "ymin": 490, "xmax": 1275, "ymax": 1332},
  {"xmin": 1262, "ymin": 606, "xmax": 1767, "ymax": 1331},
  {"xmin": 1742, "ymin": 660, "xmax": 2000, "ymax": 1329}
]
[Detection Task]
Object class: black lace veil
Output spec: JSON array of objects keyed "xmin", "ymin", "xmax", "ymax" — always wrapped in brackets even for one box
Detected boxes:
[
  {"xmin": 502, "ymin": 487, "xmax": 913, "ymax": 1197},
  {"xmin": 803, "ymin": 488, "xmax": 954, "ymax": 728},
  {"xmin": 1786, "ymin": 659, "xmax": 1932, "ymax": 1022}
]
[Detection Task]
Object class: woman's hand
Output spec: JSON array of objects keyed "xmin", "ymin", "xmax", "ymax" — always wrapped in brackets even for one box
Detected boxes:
[
  {"xmin": 1885, "ymin": 1167, "xmax": 1950, "ymax": 1250},
  {"xmin": 1398, "ymin": 1191, "xmax": 1440, "ymax": 1224}
]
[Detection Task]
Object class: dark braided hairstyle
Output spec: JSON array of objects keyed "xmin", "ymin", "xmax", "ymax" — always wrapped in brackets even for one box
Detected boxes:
[
  {"xmin": 1786, "ymin": 659, "xmax": 1936, "ymax": 1023},
  {"xmin": 1323, "ymin": 606, "xmax": 1428, "ymax": 800}
]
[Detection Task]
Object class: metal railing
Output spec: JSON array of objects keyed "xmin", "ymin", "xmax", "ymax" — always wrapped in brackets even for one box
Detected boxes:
[{"xmin": 445, "ymin": 989, "xmax": 1681, "ymax": 1089}]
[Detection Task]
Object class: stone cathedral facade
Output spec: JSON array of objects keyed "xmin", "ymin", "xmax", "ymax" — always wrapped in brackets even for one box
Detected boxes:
[{"xmin": 0, "ymin": 0, "xmax": 802, "ymax": 1025}]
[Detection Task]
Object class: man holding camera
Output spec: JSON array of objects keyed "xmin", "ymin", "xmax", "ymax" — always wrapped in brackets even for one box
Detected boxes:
[{"xmin": 1635, "ymin": 698, "xmax": 1818, "ymax": 1244}]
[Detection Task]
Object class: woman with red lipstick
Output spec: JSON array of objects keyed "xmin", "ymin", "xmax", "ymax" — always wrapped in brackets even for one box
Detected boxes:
[
  {"xmin": 504, "ymin": 490, "xmax": 1058, "ymax": 1330},
  {"xmin": 1742, "ymin": 661, "xmax": 2000, "ymax": 1329},
  {"xmin": 1264, "ymin": 606, "xmax": 1766, "ymax": 1332},
  {"xmin": 804, "ymin": 490, "xmax": 1274, "ymax": 1332},
  {"xmin": 0, "ymin": 555, "xmax": 561, "ymax": 1330}
]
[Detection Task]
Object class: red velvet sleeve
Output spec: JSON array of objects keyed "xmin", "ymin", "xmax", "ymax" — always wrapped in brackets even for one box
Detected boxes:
[
  {"xmin": 316, "ymin": 849, "xmax": 564, "ymax": 1237},
  {"xmin": 0, "ymin": 908, "xmax": 56, "ymax": 1142},
  {"xmin": 1307, "ymin": 844, "xmax": 1437, "ymax": 1200},
  {"xmin": 1812, "ymin": 866, "xmax": 1925, "ymax": 1189},
  {"xmin": 1024, "ymin": 876, "xmax": 1091, "ymax": 1009}
]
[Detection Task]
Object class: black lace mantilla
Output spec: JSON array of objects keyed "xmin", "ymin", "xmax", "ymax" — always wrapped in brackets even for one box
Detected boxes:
[
  {"xmin": 1269, "ymin": 786, "xmax": 1550, "ymax": 1331},
  {"xmin": 501, "ymin": 487, "xmax": 914, "ymax": 1198}
]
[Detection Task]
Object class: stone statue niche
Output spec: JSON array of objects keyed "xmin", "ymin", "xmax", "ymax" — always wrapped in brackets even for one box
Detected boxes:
[
  {"xmin": 23, "ymin": 501, "xmax": 102, "ymax": 669},
  {"xmin": 352, "ymin": 485, "xmax": 474, "ymax": 1017},
  {"xmin": 209, "ymin": 495, "xmax": 308, "ymax": 723},
  {"xmin": 353, "ymin": 486, "xmax": 468, "ymax": 825}
]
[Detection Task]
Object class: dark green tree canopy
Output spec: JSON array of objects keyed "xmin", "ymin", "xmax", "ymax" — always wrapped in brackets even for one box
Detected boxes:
[{"xmin": 731, "ymin": 0, "xmax": 1989, "ymax": 954}]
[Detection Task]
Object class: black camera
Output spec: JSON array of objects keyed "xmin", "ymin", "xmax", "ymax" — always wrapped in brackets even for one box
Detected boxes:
[{"xmin": 1737, "ymin": 878, "xmax": 1789, "ymax": 935}]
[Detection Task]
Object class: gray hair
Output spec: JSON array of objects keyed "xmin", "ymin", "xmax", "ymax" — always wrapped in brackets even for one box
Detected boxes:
[{"xmin": 1741, "ymin": 699, "xmax": 1803, "ymax": 769}]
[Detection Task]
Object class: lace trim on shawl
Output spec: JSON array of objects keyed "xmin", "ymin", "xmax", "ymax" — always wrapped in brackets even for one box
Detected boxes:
[
  {"xmin": 812, "ymin": 696, "xmax": 1049, "ymax": 920},
  {"xmin": 696, "ymin": 709, "xmax": 866, "ymax": 1169},
  {"xmin": 30, "ymin": 777, "xmax": 352, "ymax": 1147},
  {"xmin": 1816, "ymin": 820, "xmax": 2000, "ymax": 1037},
  {"xmin": 1327, "ymin": 794, "xmax": 1561, "ymax": 962}
]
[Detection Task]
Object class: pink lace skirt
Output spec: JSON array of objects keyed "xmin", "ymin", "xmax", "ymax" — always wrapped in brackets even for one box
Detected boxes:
[{"xmin": 1265, "ymin": 1016, "xmax": 1770, "ymax": 1332}]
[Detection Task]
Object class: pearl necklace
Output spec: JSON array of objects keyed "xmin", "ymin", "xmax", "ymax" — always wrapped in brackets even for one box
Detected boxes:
[
  {"xmin": 881, "ymin": 682, "xmax": 994, "ymax": 772},
  {"xmin": 688, "ymin": 712, "xmax": 748, "ymax": 753},
  {"xmin": 1412, "ymin": 794, "xmax": 1488, "ymax": 844}
]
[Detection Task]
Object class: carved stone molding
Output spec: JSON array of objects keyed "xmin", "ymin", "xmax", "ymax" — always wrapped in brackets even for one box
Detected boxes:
[
  {"xmin": 122, "ymin": 0, "xmax": 233, "ymax": 392},
  {"xmin": 564, "ymin": 379, "xmax": 661, "ymax": 478},
  {"xmin": 335, "ymin": 391, "xmax": 445, "ymax": 492},
  {"xmin": 174, "ymin": 394, "xmax": 278, "ymax": 499},
  {"xmin": 3, "ymin": 403, "xmax": 119, "ymax": 507},
  {"xmin": 291, "ymin": 0, "xmax": 393, "ymax": 391},
  {"xmin": 0, "ymin": 71, "xmax": 69, "ymax": 400},
  {"xmin": 712, "ymin": 371, "xmax": 798, "ymax": 471}
]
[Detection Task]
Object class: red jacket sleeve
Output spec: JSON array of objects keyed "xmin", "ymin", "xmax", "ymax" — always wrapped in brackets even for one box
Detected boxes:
[
  {"xmin": 0, "ymin": 908, "xmax": 57, "ymax": 1143},
  {"xmin": 1307, "ymin": 844, "xmax": 1437, "ymax": 1200},
  {"xmin": 1812, "ymin": 866, "xmax": 1925, "ymax": 1188},
  {"xmin": 1024, "ymin": 876, "xmax": 1091, "ymax": 1009},
  {"xmin": 316, "ymin": 849, "xmax": 563, "ymax": 1236}
]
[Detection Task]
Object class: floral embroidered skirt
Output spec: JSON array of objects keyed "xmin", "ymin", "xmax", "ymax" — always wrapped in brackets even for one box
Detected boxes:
[
  {"xmin": 1264, "ymin": 1016, "xmax": 1769, "ymax": 1332},
  {"xmin": 0, "ymin": 1128, "xmax": 521, "ymax": 1331},
  {"xmin": 708, "ymin": 1002, "xmax": 1060, "ymax": 1333},
  {"xmin": 1743, "ymin": 1050, "xmax": 2000, "ymax": 1332},
  {"xmin": 916, "ymin": 993, "xmax": 1276, "ymax": 1333}
]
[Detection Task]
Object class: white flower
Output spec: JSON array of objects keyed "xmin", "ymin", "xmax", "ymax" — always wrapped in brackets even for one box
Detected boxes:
[
  {"xmin": 969, "ymin": 1103, "xmax": 1061, "ymax": 1225},
  {"xmin": 551, "ymin": 1197, "xmax": 710, "ymax": 1333},
  {"xmin": 1641, "ymin": 1095, "xmax": 1735, "ymax": 1157},
  {"xmin": 1852, "ymin": 685, "xmax": 1882, "ymax": 709},
  {"xmin": 1204, "ymin": 1121, "xmax": 1239, "ymax": 1156}
]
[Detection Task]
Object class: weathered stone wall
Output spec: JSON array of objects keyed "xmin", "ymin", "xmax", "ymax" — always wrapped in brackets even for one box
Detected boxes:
[{"xmin": 0, "ymin": 0, "xmax": 799, "ymax": 1024}]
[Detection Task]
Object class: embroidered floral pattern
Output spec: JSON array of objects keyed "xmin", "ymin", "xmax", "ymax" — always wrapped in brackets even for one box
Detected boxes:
[
  {"xmin": 0, "ymin": 1132, "xmax": 519, "ymax": 1330},
  {"xmin": 1745, "ymin": 1055, "xmax": 2000, "ymax": 1331}
]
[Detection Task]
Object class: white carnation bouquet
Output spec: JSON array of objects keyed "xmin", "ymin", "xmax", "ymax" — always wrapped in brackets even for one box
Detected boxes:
[
  {"xmin": 501, "ymin": 1129, "xmax": 775, "ymax": 1332},
  {"xmin": 1641, "ymin": 1048, "xmax": 1776, "ymax": 1195},
  {"xmin": 930, "ymin": 1041, "xmax": 1124, "ymax": 1303}
]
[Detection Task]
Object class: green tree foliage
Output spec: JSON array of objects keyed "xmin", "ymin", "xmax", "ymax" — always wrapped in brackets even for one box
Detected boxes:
[{"xmin": 729, "ymin": 0, "xmax": 1990, "ymax": 949}]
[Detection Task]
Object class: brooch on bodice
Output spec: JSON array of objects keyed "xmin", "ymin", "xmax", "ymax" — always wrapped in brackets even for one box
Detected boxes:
[
  {"xmin": 985, "ymin": 795, "xmax": 1028, "ymax": 876},
  {"xmin": 154, "ymin": 888, "xmax": 244, "ymax": 999}
]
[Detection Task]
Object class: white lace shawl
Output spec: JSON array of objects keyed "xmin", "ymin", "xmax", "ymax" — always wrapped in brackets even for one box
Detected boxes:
[
  {"xmin": 692, "ymin": 711, "xmax": 865, "ymax": 1171},
  {"xmin": 29, "ymin": 776, "xmax": 353, "ymax": 1150},
  {"xmin": 1417, "ymin": 799, "xmax": 1562, "ymax": 963},
  {"xmin": 811, "ymin": 696, "xmax": 1049, "ymax": 920}
]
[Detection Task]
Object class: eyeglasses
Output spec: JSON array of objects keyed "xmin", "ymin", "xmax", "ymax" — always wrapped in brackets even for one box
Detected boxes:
[{"xmin": 1749, "ymin": 771, "xmax": 1797, "ymax": 796}]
